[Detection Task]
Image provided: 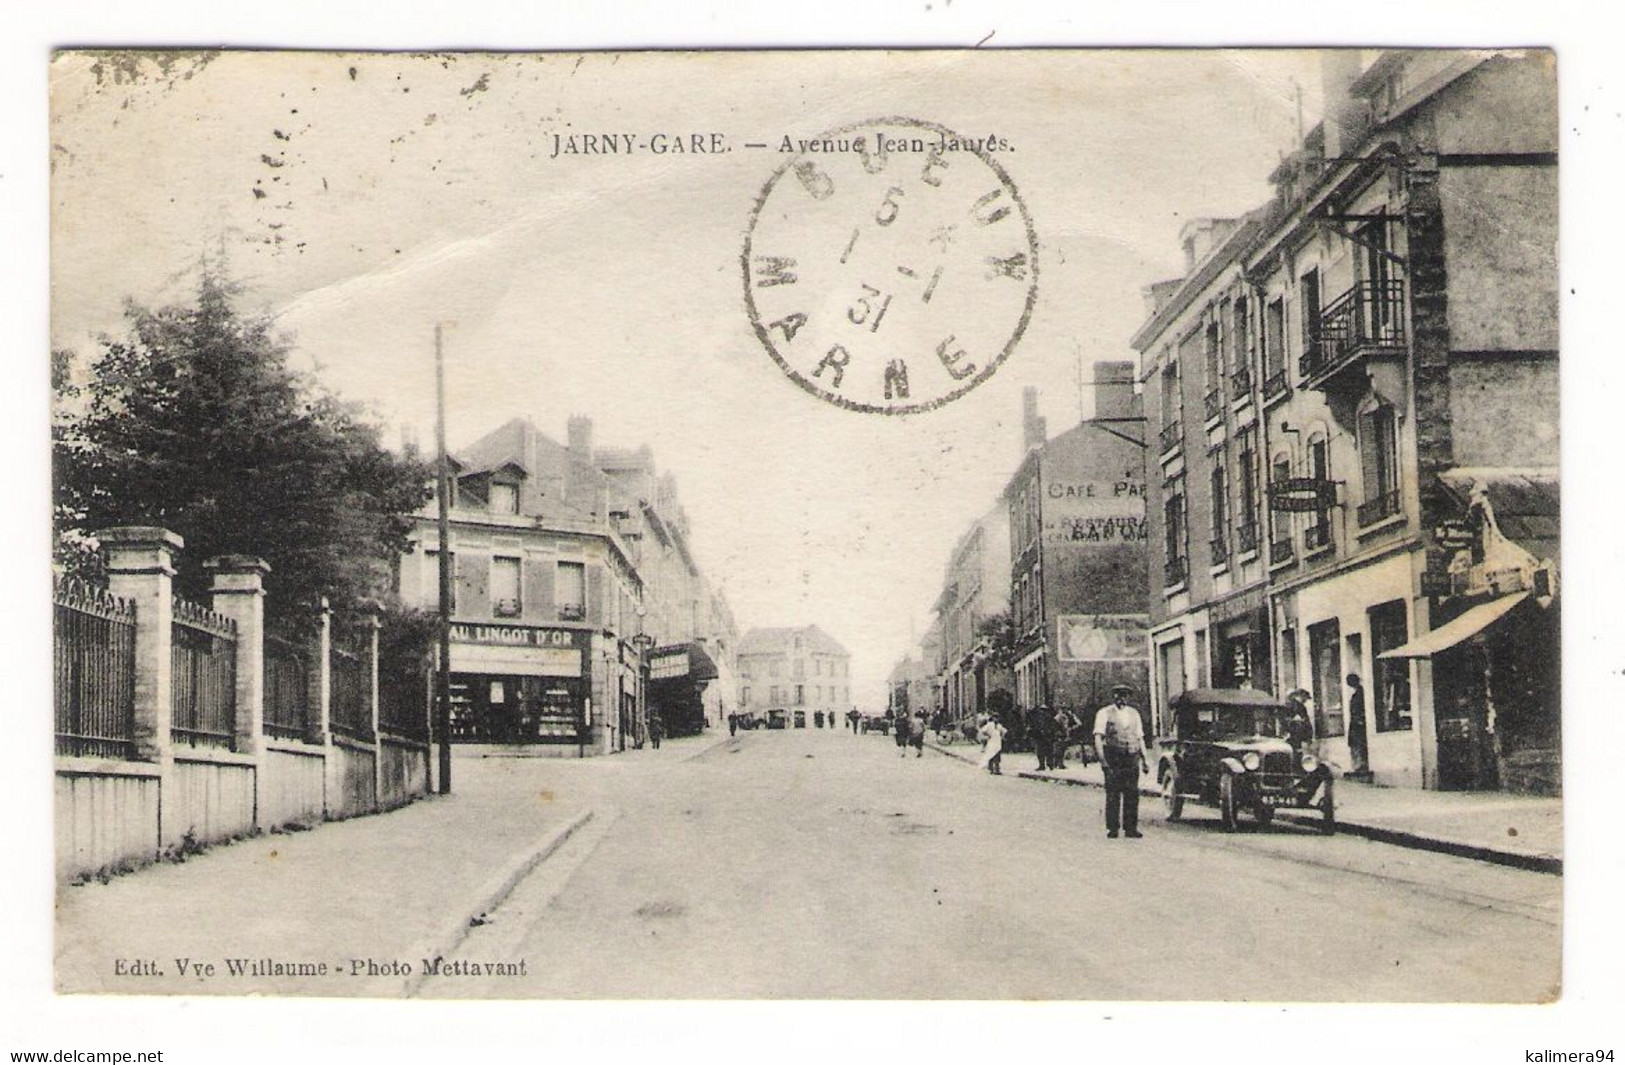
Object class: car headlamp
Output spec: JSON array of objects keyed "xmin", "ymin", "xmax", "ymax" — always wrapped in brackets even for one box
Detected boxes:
[
  {"xmin": 1241, "ymin": 752, "xmax": 1261, "ymax": 771},
  {"xmin": 1300, "ymin": 753, "xmax": 1319, "ymax": 772}
]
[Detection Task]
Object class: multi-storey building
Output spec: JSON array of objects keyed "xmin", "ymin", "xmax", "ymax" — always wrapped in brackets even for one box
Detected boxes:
[
  {"xmin": 1003, "ymin": 369, "xmax": 1151, "ymax": 734},
  {"xmin": 397, "ymin": 416, "xmax": 735, "ymax": 754},
  {"xmin": 1133, "ymin": 49, "xmax": 1559, "ymax": 792},
  {"xmin": 736, "ymin": 625, "xmax": 852, "ymax": 725},
  {"xmin": 930, "ymin": 504, "xmax": 1013, "ymax": 732}
]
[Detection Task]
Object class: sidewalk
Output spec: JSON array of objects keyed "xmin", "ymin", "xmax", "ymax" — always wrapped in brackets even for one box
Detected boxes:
[{"xmin": 927, "ymin": 738, "xmax": 1561, "ymax": 874}]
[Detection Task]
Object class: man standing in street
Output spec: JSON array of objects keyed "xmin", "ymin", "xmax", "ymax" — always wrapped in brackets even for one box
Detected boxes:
[
  {"xmin": 1052, "ymin": 705, "xmax": 1081, "ymax": 770},
  {"xmin": 1345, "ymin": 674, "xmax": 1370, "ymax": 777},
  {"xmin": 1093, "ymin": 684, "xmax": 1149, "ymax": 839},
  {"xmin": 1029, "ymin": 704, "xmax": 1054, "ymax": 771}
]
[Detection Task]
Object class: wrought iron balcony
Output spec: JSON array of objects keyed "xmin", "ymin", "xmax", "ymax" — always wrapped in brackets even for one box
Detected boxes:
[
  {"xmin": 1210, "ymin": 536, "xmax": 1229, "ymax": 567},
  {"xmin": 1263, "ymin": 369, "xmax": 1289, "ymax": 402},
  {"xmin": 1299, "ymin": 279, "xmax": 1407, "ymax": 386},
  {"xmin": 1304, "ymin": 523, "xmax": 1332, "ymax": 553},
  {"xmin": 1159, "ymin": 421, "xmax": 1182, "ymax": 454},
  {"xmin": 1163, "ymin": 556, "xmax": 1188, "ymax": 588},
  {"xmin": 1269, "ymin": 536, "xmax": 1294, "ymax": 566},
  {"xmin": 1237, "ymin": 521, "xmax": 1259, "ymax": 556},
  {"xmin": 1356, "ymin": 488, "xmax": 1402, "ymax": 527},
  {"xmin": 1229, "ymin": 368, "xmax": 1252, "ymax": 402},
  {"xmin": 1203, "ymin": 388, "xmax": 1223, "ymax": 422}
]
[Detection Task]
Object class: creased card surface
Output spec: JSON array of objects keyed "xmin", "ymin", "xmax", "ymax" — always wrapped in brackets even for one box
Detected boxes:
[{"xmin": 51, "ymin": 48, "xmax": 1560, "ymax": 1001}]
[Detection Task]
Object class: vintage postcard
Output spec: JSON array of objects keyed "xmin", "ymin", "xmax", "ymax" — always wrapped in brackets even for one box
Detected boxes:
[{"xmin": 49, "ymin": 48, "xmax": 1562, "ymax": 1003}]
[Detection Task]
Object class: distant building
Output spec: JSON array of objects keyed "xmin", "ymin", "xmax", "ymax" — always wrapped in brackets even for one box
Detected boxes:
[
  {"xmin": 930, "ymin": 503, "xmax": 1013, "ymax": 731},
  {"xmin": 736, "ymin": 625, "xmax": 852, "ymax": 725},
  {"xmin": 1132, "ymin": 50, "xmax": 1559, "ymax": 793},
  {"xmin": 1003, "ymin": 369, "xmax": 1151, "ymax": 733}
]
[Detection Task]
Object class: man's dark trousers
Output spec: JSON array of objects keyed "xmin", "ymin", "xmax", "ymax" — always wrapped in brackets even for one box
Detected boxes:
[{"xmin": 1102, "ymin": 750, "xmax": 1140, "ymax": 834}]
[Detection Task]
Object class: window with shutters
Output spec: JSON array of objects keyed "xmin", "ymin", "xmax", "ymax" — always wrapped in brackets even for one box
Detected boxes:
[
  {"xmin": 1163, "ymin": 475, "xmax": 1187, "ymax": 588},
  {"xmin": 1357, "ymin": 401, "xmax": 1402, "ymax": 526},
  {"xmin": 556, "ymin": 561, "xmax": 586, "ymax": 621},
  {"xmin": 1264, "ymin": 298, "xmax": 1288, "ymax": 394},
  {"xmin": 1305, "ymin": 434, "xmax": 1333, "ymax": 554},
  {"xmin": 491, "ymin": 556, "xmax": 522, "ymax": 618},
  {"xmin": 1299, "ymin": 268, "xmax": 1322, "ymax": 373},
  {"xmin": 1268, "ymin": 454, "xmax": 1294, "ymax": 565},
  {"xmin": 1236, "ymin": 428, "xmax": 1259, "ymax": 555},
  {"xmin": 1209, "ymin": 453, "xmax": 1230, "ymax": 567}
]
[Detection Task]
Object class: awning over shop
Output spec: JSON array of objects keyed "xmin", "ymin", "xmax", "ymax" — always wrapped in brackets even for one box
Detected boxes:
[
  {"xmin": 1378, "ymin": 593, "xmax": 1528, "ymax": 659},
  {"xmin": 648, "ymin": 641, "xmax": 720, "ymax": 682}
]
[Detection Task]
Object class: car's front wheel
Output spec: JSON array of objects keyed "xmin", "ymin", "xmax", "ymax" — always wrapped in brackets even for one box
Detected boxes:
[
  {"xmin": 1319, "ymin": 778, "xmax": 1336, "ymax": 835},
  {"xmin": 1218, "ymin": 772, "xmax": 1240, "ymax": 832},
  {"xmin": 1162, "ymin": 766, "xmax": 1184, "ymax": 821}
]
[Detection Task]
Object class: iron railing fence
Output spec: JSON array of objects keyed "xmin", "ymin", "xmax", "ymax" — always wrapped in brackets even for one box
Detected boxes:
[
  {"xmin": 379, "ymin": 650, "xmax": 431, "ymax": 739},
  {"xmin": 264, "ymin": 629, "xmax": 312, "ymax": 741},
  {"xmin": 54, "ymin": 577, "xmax": 138, "ymax": 759},
  {"xmin": 171, "ymin": 597, "xmax": 237, "ymax": 749},
  {"xmin": 329, "ymin": 633, "xmax": 373, "ymax": 741}
]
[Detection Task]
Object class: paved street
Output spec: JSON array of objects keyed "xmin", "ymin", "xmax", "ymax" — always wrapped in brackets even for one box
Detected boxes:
[{"xmin": 424, "ymin": 728, "xmax": 1560, "ymax": 1001}]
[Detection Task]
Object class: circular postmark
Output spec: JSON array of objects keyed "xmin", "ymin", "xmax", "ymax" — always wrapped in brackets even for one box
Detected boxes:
[{"xmin": 743, "ymin": 117, "xmax": 1039, "ymax": 414}]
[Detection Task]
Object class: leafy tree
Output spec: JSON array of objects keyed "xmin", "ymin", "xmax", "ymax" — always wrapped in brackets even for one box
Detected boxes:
[
  {"xmin": 53, "ymin": 270, "xmax": 432, "ymax": 622},
  {"xmin": 975, "ymin": 610, "xmax": 1018, "ymax": 672}
]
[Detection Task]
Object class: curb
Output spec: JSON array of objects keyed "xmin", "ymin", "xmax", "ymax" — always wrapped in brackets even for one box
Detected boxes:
[
  {"xmin": 400, "ymin": 808, "xmax": 594, "ymax": 997},
  {"xmin": 926, "ymin": 741, "xmax": 1560, "ymax": 875}
]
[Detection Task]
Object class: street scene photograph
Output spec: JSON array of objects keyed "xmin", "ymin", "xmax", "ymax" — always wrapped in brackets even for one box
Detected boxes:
[{"xmin": 43, "ymin": 45, "xmax": 1569, "ymax": 1008}]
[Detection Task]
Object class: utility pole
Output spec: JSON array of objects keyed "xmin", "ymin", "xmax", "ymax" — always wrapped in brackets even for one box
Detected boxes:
[{"xmin": 434, "ymin": 323, "xmax": 453, "ymax": 795}]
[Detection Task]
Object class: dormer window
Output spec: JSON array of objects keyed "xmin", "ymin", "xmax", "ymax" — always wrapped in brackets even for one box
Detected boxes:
[{"xmin": 490, "ymin": 482, "xmax": 519, "ymax": 515}]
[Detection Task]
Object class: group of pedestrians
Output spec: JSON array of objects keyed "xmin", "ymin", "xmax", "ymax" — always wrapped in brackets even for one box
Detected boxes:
[
  {"xmin": 970, "ymin": 683, "xmax": 1151, "ymax": 840},
  {"xmin": 893, "ymin": 709, "xmax": 929, "ymax": 757}
]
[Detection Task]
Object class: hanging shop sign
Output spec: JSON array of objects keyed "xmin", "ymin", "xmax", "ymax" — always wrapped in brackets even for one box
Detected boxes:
[{"xmin": 1267, "ymin": 477, "xmax": 1337, "ymax": 512}]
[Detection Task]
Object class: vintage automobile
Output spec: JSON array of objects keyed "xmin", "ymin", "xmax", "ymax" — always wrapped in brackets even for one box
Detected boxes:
[
  {"xmin": 764, "ymin": 708, "xmax": 789, "ymax": 730},
  {"xmin": 1156, "ymin": 687, "xmax": 1335, "ymax": 833}
]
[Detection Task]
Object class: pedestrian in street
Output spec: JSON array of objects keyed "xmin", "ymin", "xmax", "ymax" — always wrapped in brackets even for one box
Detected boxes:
[
  {"xmin": 895, "ymin": 709, "xmax": 912, "ymax": 757},
  {"xmin": 1345, "ymin": 673, "xmax": 1370, "ymax": 776},
  {"xmin": 976, "ymin": 713, "xmax": 1006, "ymax": 775},
  {"xmin": 814, "ymin": 710, "xmax": 824, "ymax": 729},
  {"xmin": 1028, "ymin": 704, "xmax": 1053, "ymax": 771},
  {"xmin": 1052, "ymin": 705, "xmax": 1081, "ymax": 770},
  {"xmin": 728, "ymin": 712, "xmax": 739, "ymax": 737},
  {"xmin": 649, "ymin": 709, "xmax": 664, "ymax": 750},
  {"xmin": 1285, "ymin": 689, "xmax": 1315, "ymax": 755},
  {"xmin": 1093, "ymin": 684, "xmax": 1149, "ymax": 839},
  {"xmin": 911, "ymin": 710, "xmax": 928, "ymax": 757}
]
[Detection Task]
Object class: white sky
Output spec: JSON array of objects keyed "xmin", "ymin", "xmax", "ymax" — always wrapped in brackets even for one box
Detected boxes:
[{"xmin": 51, "ymin": 49, "xmax": 1325, "ymax": 706}]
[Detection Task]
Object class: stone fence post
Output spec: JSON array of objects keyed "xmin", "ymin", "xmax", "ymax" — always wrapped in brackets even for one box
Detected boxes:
[
  {"xmin": 97, "ymin": 526, "xmax": 182, "ymax": 842},
  {"xmin": 208, "ymin": 555, "xmax": 269, "ymax": 830}
]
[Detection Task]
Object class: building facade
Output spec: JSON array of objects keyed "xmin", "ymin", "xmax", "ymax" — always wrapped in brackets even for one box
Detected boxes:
[
  {"xmin": 930, "ymin": 504, "xmax": 1013, "ymax": 732},
  {"xmin": 736, "ymin": 625, "xmax": 852, "ymax": 726},
  {"xmin": 397, "ymin": 416, "xmax": 735, "ymax": 755},
  {"xmin": 1004, "ymin": 369, "xmax": 1152, "ymax": 735},
  {"xmin": 1133, "ymin": 50, "xmax": 1559, "ymax": 792}
]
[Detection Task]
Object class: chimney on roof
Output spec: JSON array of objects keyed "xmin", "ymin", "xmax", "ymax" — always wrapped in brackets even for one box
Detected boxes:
[
  {"xmin": 567, "ymin": 415, "xmax": 593, "ymax": 458},
  {"xmin": 1022, "ymin": 387, "xmax": 1047, "ymax": 453},
  {"xmin": 1321, "ymin": 50, "xmax": 1364, "ymax": 159},
  {"xmin": 1092, "ymin": 361, "xmax": 1138, "ymax": 422}
]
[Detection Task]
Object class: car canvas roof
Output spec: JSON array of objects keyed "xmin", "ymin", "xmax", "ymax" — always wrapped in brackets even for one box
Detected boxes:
[{"xmin": 1172, "ymin": 687, "xmax": 1284, "ymax": 709}]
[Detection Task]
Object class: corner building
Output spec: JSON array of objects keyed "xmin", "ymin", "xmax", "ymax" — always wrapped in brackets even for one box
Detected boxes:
[{"xmin": 1133, "ymin": 50, "xmax": 1559, "ymax": 792}]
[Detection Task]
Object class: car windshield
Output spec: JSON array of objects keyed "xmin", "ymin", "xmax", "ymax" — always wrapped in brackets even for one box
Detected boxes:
[{"xmin": 1182, "ymin": 704, "xmax": 1287, "ymax": 740}]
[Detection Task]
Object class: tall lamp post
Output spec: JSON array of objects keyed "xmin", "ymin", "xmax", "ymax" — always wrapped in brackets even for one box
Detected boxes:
[{"xmin": 631, "ymin": 632, "xmax": 655, "ymax": 749}]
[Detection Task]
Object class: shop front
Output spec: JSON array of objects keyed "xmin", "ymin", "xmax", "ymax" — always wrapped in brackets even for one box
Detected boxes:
[
  {"xmin": 446, "ymin": 623, "xmax": 590, "ymax": 750},
  {"xmin": 647, "ymin": 642, "xmax": 720, "ymax": 738}
]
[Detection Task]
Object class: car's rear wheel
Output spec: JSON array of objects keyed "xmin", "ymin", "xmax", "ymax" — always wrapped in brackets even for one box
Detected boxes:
[
  {"xmin": 1161, "ymin": 766, "xmax": 1184, "ymax": 821},
  {"xmin": 1218, "ymin": 773, "xmax": 1239, "ymax": 832}
]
